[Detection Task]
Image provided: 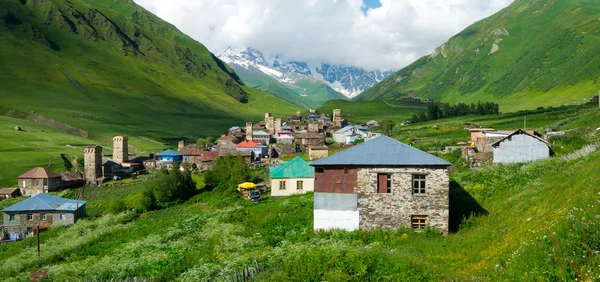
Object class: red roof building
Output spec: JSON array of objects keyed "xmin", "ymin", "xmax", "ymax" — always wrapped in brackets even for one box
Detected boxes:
[
  {"xmin": 236, "ymin": 140, "xmax": 261, "ymax": 148},
  {"xmin": 17, "ymin": 167, "xmax": 62, "ymax": 196}
]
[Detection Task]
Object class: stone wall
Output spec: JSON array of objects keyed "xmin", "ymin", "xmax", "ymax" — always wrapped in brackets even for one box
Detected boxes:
[
  {"xmin": 18, "ymin": 178, "xmax": 61, "ymax": 196},
  {"xmin": 3, "ymin": 210, "xmax": 79, "ymax": 235},
  {"xmin": 356, "ymin": 166, "xmax": 449, "ymax": 233},
  {"xmin": 84, "ymin": 146, "xmax": 102, "ymax": 184}
]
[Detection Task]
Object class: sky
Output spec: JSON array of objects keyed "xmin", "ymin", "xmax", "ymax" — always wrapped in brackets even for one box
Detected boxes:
[{"xmin": 134, "ymin": 0, "xmax": 513, "ymax": 71}]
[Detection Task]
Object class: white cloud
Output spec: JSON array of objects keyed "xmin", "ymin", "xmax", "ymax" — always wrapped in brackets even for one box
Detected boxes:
[{"xmin": 134, "ymin": 0, "xmax": 513, "ymax": 70}]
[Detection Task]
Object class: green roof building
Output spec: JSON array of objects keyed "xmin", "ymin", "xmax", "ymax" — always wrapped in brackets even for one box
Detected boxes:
[{"xmin": 269, "ymin": 156, "xmax": 315, "ymax": 197}]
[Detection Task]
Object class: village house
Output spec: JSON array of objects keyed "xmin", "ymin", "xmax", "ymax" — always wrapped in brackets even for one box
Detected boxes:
[
  {"xmin": 180, "ymin": 147, "xmax": 204, "ymax": 165},
  {"xmin": 199, "ymin": 151, "xmax": 220, "ymax": 171},
  {"xmin": 60, "ymin": 172, "xmax": 84, "ymax": 189},
  {"xmin": 310, "ymin": 135, "xmax": 451, "ymax": 233},
  {"xmin": 295, "ymin": 132, "xmax": 326, "ymax": 151},
  {"xmin": 236, "ymin": 141, "xmax": 268, "ymax": 162},
  {"xmin": 156, "ymin": 149, "xmax": 183, "ymax": 162},
  {"xmin": 333, "ymin": 125, "xmax": 368, "ymax": 144},
  {"xmin": 318, "ymin": 114, "xmax": 331, "ymax": 127},
  {"xmin": 308, "ymin": 145, "xmax": 329, "ymax": 161},
  {"xmin": 270, "ymin": 156, "xmax": 315, "ymax": 197},
  {"xmin": 0, "ymin": 188, "xmax": 21, "ymax": 199},
  {"xmin": 364, "ymin": 120, "xmax": 380, "ymax": 129},
  {"xmin": 2, "ymin": 194, "xmax": 86, "ymax": 240},
  {"xmin": 491, "ymin": 129, "xmax": 551, "ymax": 164},
  {"xmin": 275, "ymin": 131, "xmax": 294, "ymax": 144},
  {"xmin": 18, "ymin": 167, "xmax": 62, "ymax": 196},
  {"xmin": 252, "ymin": 130, "xmax": 271, "ymax": 144}
]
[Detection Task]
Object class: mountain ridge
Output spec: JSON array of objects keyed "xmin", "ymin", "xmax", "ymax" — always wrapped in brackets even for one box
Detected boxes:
[{"xmin": 357, "ymin": 0, "xmax": 600, "ymax": 112}]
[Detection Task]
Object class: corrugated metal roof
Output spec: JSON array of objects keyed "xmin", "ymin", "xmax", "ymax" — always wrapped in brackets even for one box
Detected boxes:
[
  {"xmin": 270, "ymin": 156, "xmax": 315, "ymax": 178},
  {"xmin": 157, "ymin": 149, "xmax": 182, "ymax": 156},
  {"xmin": 18, "ymin": 167, "xmax": 61, "ymax": 179},
  {"xmin": 310, "ymin": 135, "xmax": 451, "ymax": 166},
  {"xmin": 491, "ymin": 129, "xmax": 550, "ymax": 147},
  {"xmin": 334, "ymin": 125, "xmax": 367, "ymax": 134},
  {"xmin": 3, "ymin": 194, "xmax": 85, "ymax": 212}
]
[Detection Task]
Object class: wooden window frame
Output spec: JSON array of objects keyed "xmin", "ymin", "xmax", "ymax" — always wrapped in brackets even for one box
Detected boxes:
[
  {"xmin": 297, "ymin": 180, "xmax": 304, "ymax": 190},
  {"xmin": 412, "ymin": 174, "xmax": 427, "ymax": 196},
  {"xmin": 279, "ymin": 180, "xmax": 286, "ymax": 190},
  {"xmin": 411, "ymin": 215, "xmax": 428, "ymax": 231},
  {"xmin": 377, "ymin": 173, "xmax": 392, "ymax": 194}
]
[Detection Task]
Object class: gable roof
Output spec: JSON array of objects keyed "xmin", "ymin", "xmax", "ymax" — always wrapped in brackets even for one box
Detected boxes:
[
  {"xmin": 18, "ymin": 167, "xmax": 61, "ymax": 179},
  {"xmin": 310, "ymin": 135, "xmax": 451, "ymax": 166},
  {"xmin": 0, "ymin": 188, "xmax": 19, "ymax": 195},
  {"xmin": 3, "ymin": 194, "xmax": 85, "ymax": 212},
  {"xmin": 201, "ymin": 151, "xmax": 220, "ymax": 161},
  {"xmin": 157, "ymin": 149, "xmax": 182, "ymax": 156},
  {"xmin": 236, "ymin": 141, "xmax": 260, "ymax": 148},
  {"xmin": 334, "ymin": 125, "xmax": 367, "ymax": 134},
  {"xmin": 491, "ymin": 129, "xmax": 550, "ymax": 147},
  {"xmin": 218, "ymin": 135, "xmax": 238, "ymax": 141},
  {"xmin": 253, "ymin": 130, "xmax": 270, "ymax": 136},
  {"xmin": 270, "ymin": 156, "xmax": 315, "ymax": 178},
  {"xmin": 180, "ymin": 148, "xmax": 203, "ymax": 156},
  {"xmin": 296, "ymin": 132, "xmax": 324, "ymax": 139}
]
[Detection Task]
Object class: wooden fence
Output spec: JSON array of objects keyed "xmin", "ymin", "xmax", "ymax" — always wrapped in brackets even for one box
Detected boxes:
[{"xmin": 561, "ymin": 142, "xmax": 600, "ymax": 161}]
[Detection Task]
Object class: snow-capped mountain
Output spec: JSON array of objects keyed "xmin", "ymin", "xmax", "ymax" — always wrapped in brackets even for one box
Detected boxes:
[{"xmin": 219, "ymin": 47, "xmax": 395, "ymax": 98}]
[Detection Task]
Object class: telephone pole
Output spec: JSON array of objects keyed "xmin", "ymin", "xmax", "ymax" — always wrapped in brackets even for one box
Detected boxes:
[{"xmin": 524, "ymin": 116, "xmax": 526, "ymax": 131}]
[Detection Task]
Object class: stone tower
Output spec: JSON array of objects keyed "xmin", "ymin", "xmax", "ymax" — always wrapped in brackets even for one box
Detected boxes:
[
  {"xmin": 333, "ymin": 109, "xmax": 342, "ymax": 127},
  {"xmin": 266, "ymin": 116, "xmax": 275, "ymax": 135},
  {"xmin": 84, "ymin": 146, "xmax": 102, "ymax": 184},
  {"xmin": 112, "ymin": 135, "xmax": 128, "ymax": 164},
  {"xmin": 308, "ymin": 121, "xmax": 319, "ymax": 133},
  {"xmin": 245, "ymin": 122, "xmax": 254, "ymax": 141},
  {"xmin": 274, "ymin": 118, "xmax": 282, "ymax": 134},
  {"xmin": 178, "ymin": 140, "xmax": 185, "ymax": 150}
]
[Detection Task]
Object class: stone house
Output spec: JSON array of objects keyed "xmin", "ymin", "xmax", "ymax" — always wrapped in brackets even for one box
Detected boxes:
[
  {"xmin": 295, "ymin": 132, "xmax": 325, "ymax": 151},
  {"xmin": 2, "ymin": 194, "xmax": 86, "ymax": 240},
  {"xmin": 310, "ymin": 136, "xmax": 451, "ymax": 233},
  {"xmin": 18, "ymin": 167, "xmax": 62, "ymax": 196},
  {"xmin": 0, "ymin": 188, "xmax": 21, "ymax": 199},
  {"xmin": 252, "ymin": 130, "xmax": 271, "ymax": 144},
  {"xmin": 275, "ymin": 131, "xmax": 294, "ymax": 144},
  {"xmin": 270, "ymin": 156, "xmax": 315, "ymax": 197},
  {"xmin": 180, "ymin": 147, "xmax": 204, "ymax": 165},
  {"xmin": 491, "ymin": 129, "xmax": 551, "ymax": 163},
  {"xmin": 60, "ymin": 172, "xmax": 84, "ymax": 189},
  {"xmin": 199, "ymin": 151, "xmax": 220, "ymax": 171},
  {"xmin": 308, "ymin": 145, "xmax": 329, "ymax": 161}
]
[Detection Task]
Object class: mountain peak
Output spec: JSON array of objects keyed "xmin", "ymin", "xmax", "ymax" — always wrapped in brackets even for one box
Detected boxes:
[{"xmin": 219, "ymin": 47, "xmax": 395, "ymax": 98}]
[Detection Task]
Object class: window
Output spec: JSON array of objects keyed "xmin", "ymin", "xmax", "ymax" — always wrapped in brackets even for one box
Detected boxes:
[
  {"xmin": 412, "ymin": 174, "xmax": 426, "ymax": 195},
  {"xmin": 27, "ymin": 226, "xmax": 33, "ymax": 234},
  {"xmin": 43, "ymin": 179, "xmax": 48, "ymax": 185},
  {"xmin": 60, "ymin": 213, "xmax": 66, "ymax": 220},
  {"xmin": 297, "ymin": 180, "xmax": 304, "ymax": 190},
  {"xmin": 26, "ymin": 214, "xmax": 33, "ymax": 221},
  {"xmin": 279, "ymin": 181, "xmax": 286, "ymax": 190},
  {"xmin": 411, "ymin": 215, "xmax": 428, "ymax": 231},
  {"xmin": 377, "ymin": 174, "xmax": 392, "ymax": 194},
  {"xmin": 41, "ymin": 213, "xmax": 47, "ymax": 220},
  {"xmin": 22, "ymin": 180, "xmax": 26, "ymax": 188},
  {"xmin": 9, "ymin": 214, "xmax": 15, "ymax": 221}
]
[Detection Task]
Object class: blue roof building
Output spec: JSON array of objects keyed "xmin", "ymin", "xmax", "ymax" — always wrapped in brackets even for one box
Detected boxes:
[
  {"xmin": 310, "ymin": 135, "xmax": 451, "ymax": 233},
  {"xmin": 156, "ymin": 149, "xmax": 183, "ymax": 163},
  {"xmin": 2, "ymin": 194, "xmax": 86, "ymax": 240}
]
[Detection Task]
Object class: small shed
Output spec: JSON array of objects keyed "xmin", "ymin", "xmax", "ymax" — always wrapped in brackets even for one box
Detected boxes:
[
  {"xmin": 0, "ymin": 188, "xmax": 21, "ymax": 199},
  {"xmin": 491, "ymin": 129, "xmax": 550, "ymax": 164}
]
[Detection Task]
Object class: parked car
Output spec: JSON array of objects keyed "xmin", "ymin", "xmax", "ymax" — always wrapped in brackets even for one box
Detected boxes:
[{"xmin": 249, "ymin": 189, "xmax": 261, "ymax": 203}]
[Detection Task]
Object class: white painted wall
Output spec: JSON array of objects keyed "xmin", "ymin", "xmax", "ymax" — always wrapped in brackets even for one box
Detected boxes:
[
  {"xmin": 270, "ymin": 178, "xmax": 314, "ymax": 197},
  {"xmin": 314, "ymin": 209, "xmax": 359, "ymax": 231},
  {"xmin": 493, "ymin": 134, "xmax": 550, "ymax": 163}
]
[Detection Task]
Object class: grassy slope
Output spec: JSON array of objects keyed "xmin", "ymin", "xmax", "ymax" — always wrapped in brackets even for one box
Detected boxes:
[
  {"xmin": 318, "ymin": 99, "xmax": 427, "ymax": 125},
  {"xmin": 358, "ymin": 0, "xmax": 600, "ymax": 112},
  {"xmin": 0, "ymin": 115, "xmax": 168, "ymax": 187},
  {"xmin": 232, "ymin": 65, "xmax": 348, "ymax": 109},
  {"xmin": 0, "ymin": 0, "xmax": 299, "ymax": 142},
  {"xmin": 0, "ymin": 106, "xmax": 598, "ymax": 281}
]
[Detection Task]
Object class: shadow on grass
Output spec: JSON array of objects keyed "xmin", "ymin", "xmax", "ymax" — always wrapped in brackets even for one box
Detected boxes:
[{"xmin": 449, "ymin": 179, "xmax": 487, "ymax": 233}]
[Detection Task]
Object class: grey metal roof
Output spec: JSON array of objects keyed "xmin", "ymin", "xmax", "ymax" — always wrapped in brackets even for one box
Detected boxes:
[
  {"xmin": 334, "ymin": 125, "xmax": 367, "ymax": 134},
  {"xmin": 491, "ymin": 129, "xmax": 550, "ymax": 147},
  {"xmin": 310, "ymin": 135, "xmax": 451, "ymax": 166},
  {"xmin": 3, "ymin": 194, "xmax": 85, "ymax": 212}
]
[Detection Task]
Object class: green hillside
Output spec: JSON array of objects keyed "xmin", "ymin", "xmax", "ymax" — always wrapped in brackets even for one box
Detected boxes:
[
  {"xmin": 0, "ymin": 0, "xmax": 299, "ymax": 142},
  {"xmin": 318, "ymin": 99, "xmax": 427, "ymax": 124},
  {"xmin": 232, "ymin": 65, "xmax": 347, "ymax": 109},
  {"xmin": 358, "ymin": 0, "xmax": 600, "ymax": 112},
  {"xmin": 0, "ymin": 104, "xmax": 598, "ymax": 280}
]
